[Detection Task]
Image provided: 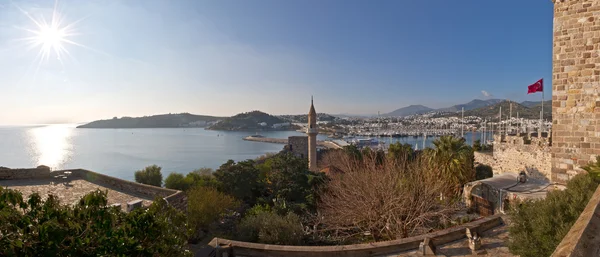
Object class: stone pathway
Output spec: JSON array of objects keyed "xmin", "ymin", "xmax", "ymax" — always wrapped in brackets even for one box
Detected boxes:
[{"xmin": 395, "ymin": 225, "xmax": 514, "ymax": 257}]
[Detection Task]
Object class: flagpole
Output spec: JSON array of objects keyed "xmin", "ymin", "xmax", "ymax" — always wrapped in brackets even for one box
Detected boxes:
[{"xmin": 541, "ymin": 86, "xmax": 544, "ymax": 134}]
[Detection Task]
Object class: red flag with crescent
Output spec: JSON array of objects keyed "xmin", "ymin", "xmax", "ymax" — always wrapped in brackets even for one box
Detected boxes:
[{"xmin": 527, "ymin": 79, "xmax": 543, "ymax": 94}]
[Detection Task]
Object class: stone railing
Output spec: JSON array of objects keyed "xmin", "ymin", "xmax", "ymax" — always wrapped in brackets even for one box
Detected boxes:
[
  {"xmin": 0, "ymin": 166, "xmax": 52, "ymax": 180},
  {"xmin": 208, "ymin": 215, "xmax": 503, "ymax": 257},
  {"xmin": 65, "ymin": 169, "xmax": 177, "ymax": 198},
  {"xmin": 63, "ymin": 169, "xmax": 187, "ymax": 211},
  {"xmin": 552, "ymin": 185, "xmax": 600, "ymax": 257}
]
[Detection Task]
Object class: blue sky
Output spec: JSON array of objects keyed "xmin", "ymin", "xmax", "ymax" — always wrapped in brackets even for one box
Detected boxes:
[{"xmin": 0, "ymin": 0, "xmax": 554, "ymax": 124}]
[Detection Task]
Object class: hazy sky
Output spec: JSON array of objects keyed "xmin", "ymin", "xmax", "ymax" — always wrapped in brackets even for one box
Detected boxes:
[{"xmin": 0, "ymin": 0, "xmax": 554, "ymax": 124}]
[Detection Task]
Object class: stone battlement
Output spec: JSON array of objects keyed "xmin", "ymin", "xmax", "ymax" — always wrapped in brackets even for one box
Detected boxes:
[
  {"xmin": 475, "ymin": 134, "xmax": 552, "ymax": 181},
  {"xmin": 0, "ymin": 167, "xmax": 186, "ymax": 212}
]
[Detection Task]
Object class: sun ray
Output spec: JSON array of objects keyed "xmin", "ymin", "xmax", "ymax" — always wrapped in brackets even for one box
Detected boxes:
[{"xmin": 14, "ymin": 0, "xmax": 87, "ymax": 68}]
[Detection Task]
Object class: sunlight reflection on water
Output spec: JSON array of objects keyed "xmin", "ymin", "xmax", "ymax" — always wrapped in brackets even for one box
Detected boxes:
[{"xmin": 27, "ymin": 124, "xmax": 75, "ymax": 170}]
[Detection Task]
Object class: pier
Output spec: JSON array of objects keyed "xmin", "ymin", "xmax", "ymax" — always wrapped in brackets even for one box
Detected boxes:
[{"xmin": 243, "ymin": 136, "xmax": 342, "ymax": 149}]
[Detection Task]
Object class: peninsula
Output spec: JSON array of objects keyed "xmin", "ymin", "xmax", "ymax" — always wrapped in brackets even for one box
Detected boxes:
[
  {"xmin": 77, "ymin": 113, "xmax": 223, "ymax": 128},
  {"xmin": 207, "ymin": 110, "xmax": 300, "ymax": 131}
]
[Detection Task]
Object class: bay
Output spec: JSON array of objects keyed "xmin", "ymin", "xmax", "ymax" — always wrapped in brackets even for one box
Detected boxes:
[
  {"xmin": 0, "ymin": 125, "xmax": 492, "ymax": 181},
  {"xmin": 0, "ymin": 124, "xmax": 329, "ymax": 181}
]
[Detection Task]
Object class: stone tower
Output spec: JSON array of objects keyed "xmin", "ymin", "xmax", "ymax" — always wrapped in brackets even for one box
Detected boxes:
[
  {"xmin": 307, "ymin": 96, "xmax": 318, "ymax": 171},
  {"xmin": 551, "ymin": 0, "xmax": 600, "ymax": 183}
]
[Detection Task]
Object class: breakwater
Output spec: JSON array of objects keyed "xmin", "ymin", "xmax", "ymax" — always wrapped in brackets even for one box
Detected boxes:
[{"xmin": 243, "ymin": 136, "xmax": 342, "ymax": 149}]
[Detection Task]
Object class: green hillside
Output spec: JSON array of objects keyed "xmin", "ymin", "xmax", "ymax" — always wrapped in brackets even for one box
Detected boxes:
[
  {"xmin": 208, "ymin": 111, "xmax": 296, "ymax": 131},
  {"xmin": 77, "ymin": 113, "xmax": 223, "ymax": 128}
]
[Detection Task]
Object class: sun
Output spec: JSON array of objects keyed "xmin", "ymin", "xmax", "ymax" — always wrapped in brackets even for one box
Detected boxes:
[
  {"xmin": 17, "ymin": 0, "xmax": 84, "ymax": 65},
  {"xmin": 34, "ymin": 24, "xmax": 69, "ymax": 60}
]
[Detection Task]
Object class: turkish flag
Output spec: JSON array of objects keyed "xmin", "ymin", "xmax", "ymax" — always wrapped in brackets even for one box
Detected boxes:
[{"xmin": 527, "ymin": 78, "xmax": 543, "ymax": 94}]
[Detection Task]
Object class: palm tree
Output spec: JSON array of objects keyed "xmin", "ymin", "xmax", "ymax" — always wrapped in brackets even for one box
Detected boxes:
[{"xmin": 428, "ymin": 136, "xmax": 475, "ymax": 196}]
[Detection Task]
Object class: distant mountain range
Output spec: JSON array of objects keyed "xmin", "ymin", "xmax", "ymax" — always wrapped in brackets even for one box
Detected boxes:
[
  {"xmin": 77, "ymin": 113, "xmax": 223, "ymax": 128},
  {"xmin": 443, "ymin": 100, "xmax": 552, "ymax": 120},
  {"xmin": 383, "ymin": 99, "xmax": 549, "ymax": 117},
  {"xmin": 385, "ymin": 105, "xmax": 434, "ymax": 117}
]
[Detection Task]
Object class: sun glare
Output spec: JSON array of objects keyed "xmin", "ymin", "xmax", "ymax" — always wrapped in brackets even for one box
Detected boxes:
[
  {"xmin": 35, "ymin": 24, "xmax": 68, "ymax": 59},
  {"xmin": 16, "ymin": 0, "xmax": 85, "ymax": 67}
]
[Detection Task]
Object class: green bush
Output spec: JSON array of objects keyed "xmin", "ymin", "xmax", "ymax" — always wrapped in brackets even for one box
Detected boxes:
[
  {"xmin": 165, "ymin": 172, "xmax": 189, "ymax": 191},
  {"xmin": 582, "ymin": 156, "xmax": 600, "ymax": 182},
  {"xmin": 187, "ymin": 186, "xmax": 239, "ymax": 242},
  {"xmin": 0, "ymin": 188, "xmax": 190, "ymax": 256},
  {"xmin": 134, "ymin": 164, "xmax": 163, "ymax": 187},
  {"xmin": 508, "ymin": 174, "xmax": 599, "ymax": 257},
  {"xmin": 475, "ymin": 164, "xmax": 493, "ymax": 180},
  {"xmin": 473, "ymin": 140, "xmax": 481, "ymax": 151},
  {"xmin": 237, "ymin": 211, "xmax": 304, "ymax": 245}
]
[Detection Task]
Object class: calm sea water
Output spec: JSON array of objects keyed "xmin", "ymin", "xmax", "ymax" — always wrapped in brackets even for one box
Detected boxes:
[
  {"xmin": 0, "ymin": 125, "xmax": 490, "ymax": 181},
  {"xmin": 0, "ymin": 125, "xmax": 329, "ymax": 181}
]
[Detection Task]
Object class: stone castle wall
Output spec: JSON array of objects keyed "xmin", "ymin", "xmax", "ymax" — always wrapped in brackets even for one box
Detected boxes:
[
  {"xmin": 288, "ymin": 136, "xmax": 308, "ymax": 159},
  {"xmin": 552, "ymin": 0, "xmax": 600, "ymax": 184},
  {"xmin": 475, "ymin": 135, "xmax": 551, "ymax": 181}
]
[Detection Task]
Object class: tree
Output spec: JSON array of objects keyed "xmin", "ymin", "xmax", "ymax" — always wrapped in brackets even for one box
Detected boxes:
[
  {"xmin": 165, "ymin": 172, "xmax": 189, "ymax": 191},
  {"xmin": 342, "ymin": 145, "xmax": 362, "ymax": 161},
  {"xmin": 262, "ymin": 153, "xmax": 326, "ymax": 214},
  {"xmin": 187, "ymin": 186, "xmax": 239, "ymax": 242},
  {"xmin": 508, "ymin": 174, "xmax": 599, "ymax": 257},
  {"xmin": 318, "ymin": 153, "xmax": 459, "ymax": 242},
  {"xmin": 165, "ymin": 168, "xmax": 219, "ymax": 191},
  {"xmin": 387, "ymin": 142, "xmax": 414, "ymax": 163},
  {"xmin": 134, "ymin": 165, "xmax": 163, "ymax": 187},
  {"xmin": 0, "ymin": 188, "xmax": 191, "ymax": 256},
  {"xmin": 213, "ymin": 160, "xmax": 266, "ymax": 207},
  {"xmin": 427, "ymin": 136, "xmax": 475, "ymax": 196}
]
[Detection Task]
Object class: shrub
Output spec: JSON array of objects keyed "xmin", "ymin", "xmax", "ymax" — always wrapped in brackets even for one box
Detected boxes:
[
  {"xmin": 475, "ymin": 164, "xmax": 493, "ymax": 180},
  {"xmin": 473, "ymin": 139, "xmax": 481, "ymax": 151},
  {"xmin": 237, "ymin": 211, "xmax": 304, "ymax": 245},
  {"xmin": 0, "ymin": 188, "xmax": 190, "ymax": 256},
  {"xmin": 187, "ymin": 186, "xmax": 239, "ymax": 242},
  {"xmin": 165, "ymin": 172, "xmax": 190, "ymax": 191},
  {"xmin": 318, "ymin": 153, "xmax": 459, "ymax": 242},
  {"xmin": 582, "ymin": 156, "xmax": 600, "ymax": 182},
  {"xmin": 508, "ymin": 174, "xmax": 599, "ymax": 257},
  {"xmin": 134, "ymin": 165, "xmax": 163, "ymax": 187}
]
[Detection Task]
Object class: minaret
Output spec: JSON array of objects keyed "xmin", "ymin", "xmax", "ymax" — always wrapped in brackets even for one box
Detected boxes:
[{"xmin": 307, "ymin": 96, "xmax": 318, "ymax": 171}]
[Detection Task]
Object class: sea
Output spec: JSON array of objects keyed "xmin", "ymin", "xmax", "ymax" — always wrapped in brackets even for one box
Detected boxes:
[{"xmin": 0, "ymin": 125, "xmax": 489, "ymax": 181}]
